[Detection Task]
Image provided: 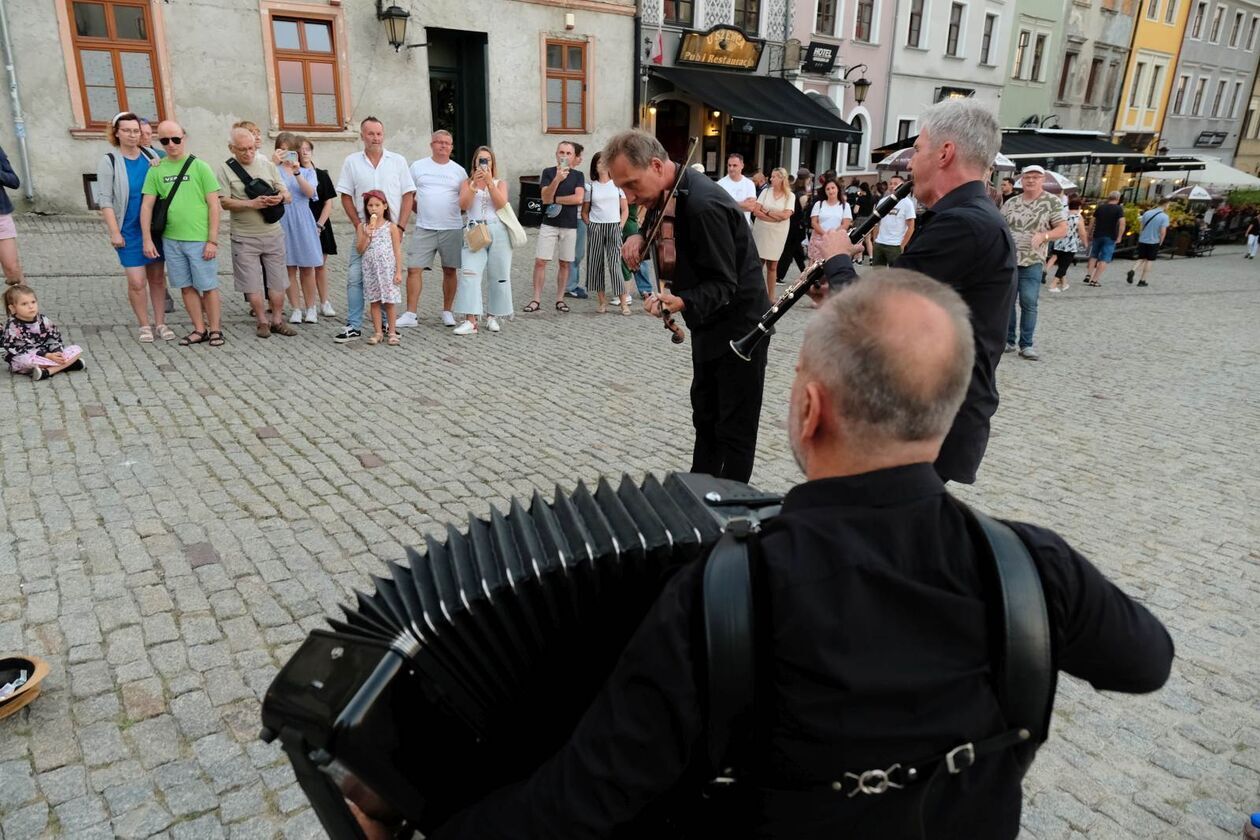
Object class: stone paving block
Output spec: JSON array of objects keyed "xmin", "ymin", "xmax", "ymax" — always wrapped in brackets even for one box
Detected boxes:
[
  {"xmin": 79, "ymin": 721, "xmax": 131, "ymax": 767},
  {"xmin": 219, "ymin": 785, "xmax": 267, "ymax": 823},
  {"xmin": 111, "ymin": 800, "xmax": 175, "ymax": 838},
  {"xmin": 1, "ymin": 801, "xmax": 49, "ymax": 839},
  {"xmin": 186, "ymin": 542, "xmax": 222, "ymax": 568},
  {"xmin": 121, "ymin": 677, "xmax": 167, "ymax": 721},
  {"xmin": 171, "ymin": 813, "xmax": 228, "ymax": 840},
  {"xmin": 0, "ymin": 759, "xmax": 38, "ymax": 811},
  {"xmin": 101, "ymin": 780, "xmax": 156, "ymax": 816},
  {"xmin": 37, "ymin": 763, "xmax": 88, "ymax": 806},
  {"xmin": 53, "ymin": 794, "xmax": 110, "ymax": 833},
  {"xmin": 126, "ymin": 715, "xmax": 183, "ymax": 769}
]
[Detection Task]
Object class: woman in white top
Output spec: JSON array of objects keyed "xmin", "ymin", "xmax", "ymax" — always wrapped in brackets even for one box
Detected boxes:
[
  {"xmin": 807, "ymin": 180, "xmax": 853, "ymax": 263},
  {"xmin": 453, "ymin": 146, "xmax": 512, "ymax": 335},
  {"xmin": 750, "ymin": 167, "xmax": 795, "ymax": 300},
  {"xmin": 581, "ymin": 152, "xmax": 630, "ymax": 314}
]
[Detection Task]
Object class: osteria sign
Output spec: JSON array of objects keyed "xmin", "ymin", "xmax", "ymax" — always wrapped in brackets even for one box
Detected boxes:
[{"xmin": 675, "ymin": 26, "xmax": 765, "ymax": 71}]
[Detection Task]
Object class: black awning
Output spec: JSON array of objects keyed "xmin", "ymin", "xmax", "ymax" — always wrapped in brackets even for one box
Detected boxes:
[
  {"xmin": 999, "ymin": 130, "xmax": 1146, "ymax": 164},
  {"xmin": 873, "ymin": 135, "xmax": 916, "ymax": 156},
  {"xmin": 1123, "ymin": 156, "xmax": 1206, "ymax": 173},
  {"xmin": 651, "ymin": 66, "xmax": 861, "ymax": 144}
]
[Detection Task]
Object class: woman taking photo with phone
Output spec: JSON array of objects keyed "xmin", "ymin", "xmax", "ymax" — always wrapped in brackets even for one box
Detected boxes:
[
  {"xmin": 452, "ymin": 146, "xmax": 513, "ymax": 335},
  {"xmin": 273, "ymin": 132, "xmax": 323, "ymax": 324}
]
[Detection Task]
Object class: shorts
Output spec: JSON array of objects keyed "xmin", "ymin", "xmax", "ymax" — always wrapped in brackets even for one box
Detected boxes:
[
  {"xmin": 163, "ymin": 238, "xmax": 219, "ymax": 292},
  {"xmin": 230, "ymin": 233, "xmax": 289, "ymax": 295},
  {"xmin": 405, "ymin": 227, "xmax": 463, "ymax": 270},
  {"xmin": 1089, "ymin": 236, "xmax": 1116, "ymax": 262},
  {"xmin": 535, "ymin": 223, "xmax": 577, "ymax": 262},
  {"xmin": 871, "ymin": 242, "xmax": 901, "ymax": 266},
  {"xmin": 0, "ymin": 214, "xmax": 15, "ymax": 240},
  {"xmin": 1137, "ymin": 242, "xmax": 1160, "ymax": 261}
]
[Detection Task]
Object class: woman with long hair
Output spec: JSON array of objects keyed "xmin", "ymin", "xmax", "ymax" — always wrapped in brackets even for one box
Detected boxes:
[
  {"xmin": 273, "ymin": 132, "xmax": 323, "ymax": 324},
  {"xmin": 300, "ymin": 138, "xmax": 338, "ymax": 317},
  {"xmin": 453, "ymin": 146, "xmax": 514, "ymax": 334},
  {"xmin": 807, "ymin": 179, "xmax": 853, "ymax": 263},
  {"xmin": 751, "ymin": 167, "xmax": 795, "ymax": 299},
  {"xmin": 581, "ymin": 151, "xmax": 630, "ymax": 314}
]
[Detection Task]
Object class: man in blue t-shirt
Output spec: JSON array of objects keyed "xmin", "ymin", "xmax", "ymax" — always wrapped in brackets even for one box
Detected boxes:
[
  {"xmin": 528, "ymin": 140, "xmax": 586, "ymax": 313},
  {"xmin": 1129, "ymin": 197, "xmax": 1169, "ymax": 288}
]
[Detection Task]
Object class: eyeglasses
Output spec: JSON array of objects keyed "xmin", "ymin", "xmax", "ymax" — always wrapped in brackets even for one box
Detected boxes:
[{"xmin": 158, "ymin": 137, "xmax": 183, "ymax": 146}]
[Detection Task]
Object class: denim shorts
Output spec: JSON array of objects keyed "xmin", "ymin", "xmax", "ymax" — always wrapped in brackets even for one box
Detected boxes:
[
  {"xmin": 163, "ymin": 238, "xmax": 219, "ymax": 292},
  {"xmin": 1088, "ymin": 236, "xmax": 1116, "ymax": 263}
]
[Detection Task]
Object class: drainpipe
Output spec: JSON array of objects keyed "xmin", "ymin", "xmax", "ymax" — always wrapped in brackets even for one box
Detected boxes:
[
  {"xmin": 633, "ymin": 13, "xmax": 642, "ymax": 126},
  {"xmin": 0, "ymin": 0, "xmax": 33, "ymax": 200}
]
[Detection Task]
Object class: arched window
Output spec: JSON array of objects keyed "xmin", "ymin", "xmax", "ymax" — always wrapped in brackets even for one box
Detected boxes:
[{"xmin": 846, "ymin": 115, "xmax": 865, "ymax": 169}]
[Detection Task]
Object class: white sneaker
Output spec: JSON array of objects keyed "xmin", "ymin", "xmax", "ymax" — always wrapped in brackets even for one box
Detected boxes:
[
  {"xmin": 486, "ymin": 316, "xmax": 501, "ymax": 333},
  {"xmin": 289, "ymin": 308, "xmax": 303, "ymax": 324},
  {"xmin": 441, "ymin": 310, "xmax": 457, "ymax": 327},
  {"xmin": 611, "ymin": 296, "xmax": 621, "ymax": 306},
  {"xmin": 320, "ymin": 300, "xmax": 336, "ymax": 317},
  {"xmin": 1049, "ymin": 287, "xmax": 1062, "ymax": 293},
  {"xmin": 395, "ymin": 311, "xmax": 419, "ymax": 328},
  {"xmin": 1019, "ymin": 346, "xmax": 1040, "ymax": 361},
  {"xmin": 304, "ymin": 306, "xmax": 318, "ymax": 324},
  {"xmin": 452, "ymin": 320, "xmax": 477, "ymax": 335}
]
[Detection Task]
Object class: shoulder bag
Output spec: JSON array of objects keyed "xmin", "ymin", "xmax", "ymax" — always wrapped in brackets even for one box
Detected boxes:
[
  {"xmin": 150, "ymin": 155, "xmax": 196, "ymax": 241},
  {"xmin": 495, "ymin": 183, "xmax": 529, "ymax": 248},
  {"xmin": 226, "ymin": 158, "xmax": 285, "ymax": 224}
]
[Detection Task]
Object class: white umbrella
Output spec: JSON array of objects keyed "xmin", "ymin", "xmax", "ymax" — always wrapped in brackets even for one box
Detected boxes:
[
  {"xmin": 993, "ymin": 153, "xmax": 1017, "ymax": 172},
  {"xmin": 1033, "ymin": 170, "xmax": 1078, "ymax": 195},
  {"xmin": 1167, "ymin": 185, "xmax": 1215, "ymax": 201}
]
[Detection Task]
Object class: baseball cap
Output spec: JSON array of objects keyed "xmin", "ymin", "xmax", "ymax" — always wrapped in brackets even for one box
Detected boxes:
[{"xmin": 1020, "ymin": 165, "xmax": 1046, "ymax": 175}]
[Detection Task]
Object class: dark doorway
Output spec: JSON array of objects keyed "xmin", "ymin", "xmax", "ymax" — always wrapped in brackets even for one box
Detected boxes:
[
  {"xmin": 426, "ymin": 28, "xmax": 488, "ymax": 168},
  {"xmin": 655, "ymin": 99, "xmax": 691, "ymax": 164},
  {"xmin": 725, "ymin": 130, "xmax": 758, "ymax": 173}
]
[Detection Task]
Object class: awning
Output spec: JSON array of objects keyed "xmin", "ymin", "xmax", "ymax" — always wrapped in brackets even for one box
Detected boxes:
[
  {"xmin": 1142, "ymin": 156, "xmax": 1260, "ymax": 188},
  {"xmin": 1123, "ymin": 156, "xmax": 1205, "ymax": 173},
  {"xmin": 650, "ymin": 66, "xmax": 861, "ymax": 144},
  {"xmin": 1000, "ymin": 130, "xmax": 1146, "ymax": 164}
]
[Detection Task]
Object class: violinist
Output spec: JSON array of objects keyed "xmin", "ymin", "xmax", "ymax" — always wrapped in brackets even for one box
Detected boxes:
[{"xmin": 607, "ymin": 130, "xmax": 770, "ymax": 484}]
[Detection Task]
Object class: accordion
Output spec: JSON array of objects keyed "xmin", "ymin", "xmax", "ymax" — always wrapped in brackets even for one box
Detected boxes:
[{"xmin": 261, "ymin": 472, "xmax": 782, "ymax": 838}]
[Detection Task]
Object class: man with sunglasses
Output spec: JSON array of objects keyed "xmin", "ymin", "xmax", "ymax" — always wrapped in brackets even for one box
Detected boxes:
[{"xmin": 141, "ymin": 120, "xmax": 225, "ymax": 346}]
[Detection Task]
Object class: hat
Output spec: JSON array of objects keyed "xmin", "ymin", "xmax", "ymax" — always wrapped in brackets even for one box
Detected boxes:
[
  {"xmin": 1020, "ymin": 165, "xmax": 1046, "ymax": 175},
  {"xmin": 0, "ymin": 654, "xmax": 50, "ymax": 721},
  {"xmin": 362, "ymin": 190, "xmax": 387, "ymax": 204}
]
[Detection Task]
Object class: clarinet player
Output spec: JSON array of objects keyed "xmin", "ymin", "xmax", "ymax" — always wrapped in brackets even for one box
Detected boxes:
[{"xmin": 607, "ymin": 130, "xmax": 771, "ymax": 484}]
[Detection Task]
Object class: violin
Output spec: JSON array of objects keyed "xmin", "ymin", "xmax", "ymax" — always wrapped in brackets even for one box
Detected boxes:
[{"xmin": 638, "ymin": 137, "xmax": 699, "ymax": 345}]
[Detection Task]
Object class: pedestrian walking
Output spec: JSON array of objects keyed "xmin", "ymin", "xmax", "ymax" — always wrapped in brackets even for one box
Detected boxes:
[
  {"xmin": 3, "ymin": 285, "xmax": 85, "ymax": 381},
  {"xmin": 776, "ymin": 168, "xmax": 811, "ymax": 280},
  {"xmin": 1084, "ymin": 191, "xmax": 1126, "ymax": 286},
  {"xmin": 300, "ymin": 138, "xmax": 337, "ymax": 316},
  {"xmin": 1128, "ymin": 198, "xmax": 1170, "ymax": 288},
  {"xmin": 96, "ymin": 111, "xmax": 173, "ymax": 343},
  {"xmin": 1001, "ymin": 165, "xmax": 1067, "ymax": 360},
  {"xmin": 273, "ymin": 132, "xmax": 323, "ymax": 324},
  {"xmin": 453, "ymin": 146, "xmax": 514, "ymax": 335},
  {"xmin": 581, "ymin": 152, "xmax": 630, "ymax": 315},
  {"xmin": 807, "ymin": 180, "xmax": 852, "ymax": 262},
  {"xmin": 1245, "ymin": 218, "xmax": 1258, "ymax": 259},
  {"xmin": 0, "ymin": 144, "xmax": 23, "ymax": 287},
  {"xmin": 357, "ymin": 190, "xmax": 402, "ymax": 346},
  {"xmin": 750, "ymin": 167, "xmax": 794, "ymax": 300},
  {"xmin": 1048, "ymin": 196, "xmax": 1088, "ymax": 293}
]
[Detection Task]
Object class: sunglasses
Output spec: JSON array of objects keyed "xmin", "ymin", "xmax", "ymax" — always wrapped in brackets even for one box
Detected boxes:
[{"xmin": 158, "ymin": 136, "xmax": 183, "ymax": 146}]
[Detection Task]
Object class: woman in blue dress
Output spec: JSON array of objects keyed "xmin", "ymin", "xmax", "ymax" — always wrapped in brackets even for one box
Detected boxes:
[
  {"xmin": 96, "ymin": 112, "xmax": 171, "ymax": 343},
  {"xmin": 273, "ymin": 133, "xmax": 324, "ymax": 325}
]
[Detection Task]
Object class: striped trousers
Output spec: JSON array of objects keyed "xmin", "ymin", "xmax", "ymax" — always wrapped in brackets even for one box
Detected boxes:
[{"xmin": 584, "ymin": 221, "xmax": 623, "ymax": 294}]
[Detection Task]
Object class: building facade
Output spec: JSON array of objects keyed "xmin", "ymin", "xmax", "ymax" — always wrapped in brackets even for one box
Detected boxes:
[
  {"xmin": 1232, "ymin": 68, "xmax": 1260, "ymax": 172},
  {"xmin": 1, "ymin": 0, "xmax": 637, "ymax": 214},
  {"xmin": 998, "ymin": 0, "xmax": 1070, "ymax": 126},
  {"xmin": 1050, "ymin": 0, "xmax": 1137, "ymax": 134},
  {"xmin": 1113, "ymin": 0, "xmax": 1193, "ymax": 154},
  {"xmin": 1160, "ymin": 0, "xmax": 1260, "ymax": 164}
]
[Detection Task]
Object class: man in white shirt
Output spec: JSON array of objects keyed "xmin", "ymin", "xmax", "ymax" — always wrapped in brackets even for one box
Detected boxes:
[
  {"xmin": 871, "ymin": 174, "xmax": 917, "ymax": 266},
  {"xmin": 717, "ymin": 153, "xmax": 758, "ymax": 224},
  {"xmin": 398, "ymin": 130, "xmax": 468, "ymax": 328},
  {"xmin": 333, "ymin": 117, "xmax": 415, "ymax": 343}
]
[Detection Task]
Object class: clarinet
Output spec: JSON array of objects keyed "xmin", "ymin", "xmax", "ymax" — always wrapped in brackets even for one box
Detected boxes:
[{"xmin": 730, "ymin": 180, "xmax": 915, "ymax": 362}]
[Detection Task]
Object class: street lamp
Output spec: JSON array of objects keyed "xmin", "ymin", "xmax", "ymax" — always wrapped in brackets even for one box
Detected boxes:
[
  {"xmin": 376, "ymin": 1, "xmax": 414, "ymax": 52},
  {"xmin": 841, "ymin": 64, "xmax": 871, "ymax": 106}
]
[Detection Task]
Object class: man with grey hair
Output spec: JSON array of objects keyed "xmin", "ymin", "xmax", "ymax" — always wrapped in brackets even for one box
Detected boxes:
[
  {"xmin": 360, "ymin": 271, "xmax": 1171, "ymax": 839},
  {"xmin": 819, "ymin": 96, "xmax": 1017, "ymax": 486}
]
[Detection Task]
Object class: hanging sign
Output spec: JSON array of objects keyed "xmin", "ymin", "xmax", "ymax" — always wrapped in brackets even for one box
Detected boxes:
[{"xmin": 676, "ymin": 26, "xmax": 765, "ymax": 71}]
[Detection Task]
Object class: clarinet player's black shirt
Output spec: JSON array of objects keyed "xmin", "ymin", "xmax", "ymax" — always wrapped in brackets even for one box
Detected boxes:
[{"xmin": 429, "ymin": 464, "xmax": 1173, "ymax": 840}]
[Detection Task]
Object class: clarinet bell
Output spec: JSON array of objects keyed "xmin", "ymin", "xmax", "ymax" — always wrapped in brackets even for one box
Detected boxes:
[{"xmin": 730, "ymin": 323, "xmax": 772, "ymax": 361}]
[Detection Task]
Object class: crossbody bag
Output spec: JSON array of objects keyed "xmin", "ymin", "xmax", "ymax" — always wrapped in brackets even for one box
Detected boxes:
[
  {"xmin": 226, "ymin": 158, "xmax": 285, "ymax": 225},
  {"xmin": 149, "ymin": 155, "xmax": 196, "ymax": 240},
  {"xmin": 464, "ymin": 183, "xmax": 493, "ymax": 253}
]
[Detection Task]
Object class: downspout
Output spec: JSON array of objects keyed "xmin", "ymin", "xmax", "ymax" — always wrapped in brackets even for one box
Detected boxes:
[
  {"xmin": 633, "ymin": 13, "xmax": 642, "ymax": 126},
  {"xmin": 0, "ymin": 0, "xmax": 32, "ymax": 200}
]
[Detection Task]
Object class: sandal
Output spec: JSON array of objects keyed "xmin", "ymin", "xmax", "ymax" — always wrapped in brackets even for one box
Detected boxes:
[
  {"xmin": 620, "ymin": 302, "xmax": 632, "ymax": 316},
  {"xmin": 179, "ymin": 330, "xmax": 207, "ymax": 346},
  {"xmin": 597, "ymin": 304, "xmax": 608, "ymax": 314},
  {"xmin": 367, "ymin": 333, "xmax": 383, "ymax": 345},
  {"xmin": 207, "ymin": 331, "xmax": 225, "ymax": 347},
  {"xmin": 555, "ymin": 300, "xmax": 570, "ymax": 313},
  {"xmin": 138, "ymin": 326, "xmax": 154, "ymax": 343},
  {"xmin": 523, "ymin": 300, "xmax": 541, "ymax": 313},
  {"xmin": 156, "ymin": 324, "xmax": 176, "ymax": 341},
  {"xmin": 387, "ymin": 333, "xmax": 400, "ymax": 346}
]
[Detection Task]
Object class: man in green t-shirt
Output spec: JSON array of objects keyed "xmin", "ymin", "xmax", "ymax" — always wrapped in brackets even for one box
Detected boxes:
[{"xmin": 141, "ymin": 120, "xmax": 223, "ymax": 346}]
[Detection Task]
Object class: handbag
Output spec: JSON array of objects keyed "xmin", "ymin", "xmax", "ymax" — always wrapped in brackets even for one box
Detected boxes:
[
  {"xmin": 464, "ymin": 220, "xmax": 492, "ymax": 252},
  {"xmin": 150, "ymin": 155, "xmax": 196, "ymax": 240},
  {"xmin": 226, "ymin": 158, "xmax": 285, "ymax": 224}
]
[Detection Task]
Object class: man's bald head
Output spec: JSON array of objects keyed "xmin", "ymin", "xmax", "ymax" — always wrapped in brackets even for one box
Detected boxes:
[
  {"xmin": 229, "ymin": 126, "xmax": 255, "ymax": 147},
  {"xmin": 156, "ymin": 120, "xmax": 183, "ymax": 136},
  {"xmin": 801, "ymin": 271, "xmax": 974, "ymax": 445}
]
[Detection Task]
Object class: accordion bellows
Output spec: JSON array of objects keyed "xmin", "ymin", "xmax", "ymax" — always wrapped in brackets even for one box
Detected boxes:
[{"xmin": 262, "ymin": 472, "xmax": 780, "ymax": 835}]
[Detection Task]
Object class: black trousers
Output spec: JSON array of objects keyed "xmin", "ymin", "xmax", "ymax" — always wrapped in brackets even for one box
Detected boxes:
[
  {"xmin": 777, "ymin": 225, "xmax": 806, "ymax": 278},
  {"xmin": 689, "ymin": 342, "xmax": 768, "ymax": 483}
]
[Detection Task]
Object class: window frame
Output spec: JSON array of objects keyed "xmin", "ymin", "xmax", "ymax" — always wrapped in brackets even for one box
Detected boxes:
[
  {"xmin": 663, "ymin": 0, "xmax": 695, "ymax": 26},
  {"xmin": 980, "ymin": 13, "xmax": 998, "ymax": 64},
  {"xmin": 1085, "ymin": 57, "xmax": 1104, "ymax": 103},
  {"xmin": 1030, "ymin": 32, "xmax": 1047, "ymax": 81},
  {"xmin": 1230, "ymin": 9, "xmax": 1246, "ymax": 45},
  {"xmin": 61, "ymin": 0, "xmax": 169, "ymax": 132},
  {"xmin": 1104, "ymin": 60, "xmax": 1122, "ymax": 107},
  {"xmin": 543, "ymin": 38, "xmax": 589, "ymax": 134},
  {"xmin": 1012, "ymin": 29, "xmax": 1031, "ymax": 79},
  {"xmin": 853, "ymin": 0, "xmax": 877, "ymax": 42},
  {"xmin": 1129, "ymin": 61, "xmax": 1147, "ymax": 107},
  {"xmin": 1211, "ymin": 78, "xmax": 1228, "ymax": 115},
  {"xmin": 907, "ymin": 0, "xmax": 925, "ymax": 47},
  {"xmin": 1172, "ymin": 73, "xmax": 1190, "ymax": 113},
  {"xmin": 945, "ymin": 2, "xmax": 965, "ymax": 57},
  {"xmin": 734, "ymin": 0, "xmax": 762, "ymax": 35},
  {"xmin": 259, "ymin": 2, "xmax": 351, "ymax": 135},
  {"xmin": 268, "ymin": 16, "xmax": 344, "ymax": 131},
  {"xmin": 846, "ymin": 115, "xmax": 865, "ymax": 167},
  {"xmin": 896, "ymin": 117, "xmax": 917, "ymax": 141},
  {"xmin": 1209, "ymin": 5, "xmax": 1225, "ymax": 42},
  {"xmin": 1230, "ymin": 80, "xmax": 1244, "ymax": 117},
  {"xmin": 1145, "ymin": 64, "xmax": 1163, "ymax": 109},
  {"xmin": 1145, "ymin": 0, "xmax": 1160, "ymax": 20},
  {"xmin": 1190, "ymin": 0, "xmax": 1207, "ymax": 37},
  {"xmin": 1248, "ymin": 14, "xmax": 1260, "ymax": 49},
  {"xmin": 1057, "ymin": 51, "xmax": 1077, "ymax": 101},
  {"xmin": 1164, "ymin": 0, "xmax": 1178, "ymax": 23},
  {"xmin": 815, "ymin": 0, "xmax": 839, "ymax": 36},
  {"xmin": 1192, "ymin": 76, "xmax": 1207, "ymax": 114}
]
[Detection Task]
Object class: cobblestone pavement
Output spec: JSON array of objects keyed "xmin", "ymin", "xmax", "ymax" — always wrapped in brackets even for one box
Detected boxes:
[{"xmin": 0, "ymin": 215, "xmax": 1257, "ymax": 839}]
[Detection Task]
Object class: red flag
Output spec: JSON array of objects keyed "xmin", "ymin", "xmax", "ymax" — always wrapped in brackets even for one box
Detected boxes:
[{"xmin": 650, "ymin": 27, "xmax": 664, "ymax": 64}]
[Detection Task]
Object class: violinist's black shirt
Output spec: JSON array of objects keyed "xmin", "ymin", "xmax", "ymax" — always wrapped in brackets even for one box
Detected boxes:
[{"xmin": 430, "ymin": 464, "xmax": 1173, "ymax": 840}]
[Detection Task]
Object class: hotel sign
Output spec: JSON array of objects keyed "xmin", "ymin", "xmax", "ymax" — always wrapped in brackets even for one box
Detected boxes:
[{"xmin": 676, "ymin": 26, "xmax": 764, "ymax": 72}]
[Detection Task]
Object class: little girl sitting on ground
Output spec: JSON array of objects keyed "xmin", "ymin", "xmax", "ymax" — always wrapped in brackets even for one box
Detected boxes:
[{"xmin": 3, "ymin": 285, "xmax": 85, "ymax": 381}]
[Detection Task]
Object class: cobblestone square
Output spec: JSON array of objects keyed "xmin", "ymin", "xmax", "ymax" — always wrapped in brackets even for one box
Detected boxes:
[{"xmin": 0, "ymin": 216, "xmax": 1257, "ymax": 838}]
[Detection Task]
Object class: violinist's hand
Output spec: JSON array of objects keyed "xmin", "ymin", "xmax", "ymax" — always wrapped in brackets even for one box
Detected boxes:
[
  {"xmin": 622, "ymin": 234, "xmax": 644, "ymax": 271},
  {"xmin": 645, "ymin": 290, "xmax": 684, "ymax": 316}
]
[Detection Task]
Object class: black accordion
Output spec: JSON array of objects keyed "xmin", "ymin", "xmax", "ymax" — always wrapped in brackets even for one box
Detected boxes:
[{"xmin": 261, "ymin": 472, "xmax": 781, "ymax": 838}]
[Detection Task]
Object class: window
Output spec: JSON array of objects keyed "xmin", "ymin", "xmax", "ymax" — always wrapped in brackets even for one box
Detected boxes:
[
  {"xmin": 946, "ymin": 3, "xmax": 964, "ymax": 56},
  {"xmin": 1164, "ymin": 0, "xmax": 1178, "ymax": 23},
  {"xmin": 1030, "ymin": 33, "xmax": 1047, "ymax": 80},
  {"xmin": 1249, "ymin": 15, "xmax": 1260, "ymax": 49},
  {"xmin": 1192, "ymin": 77, "xmax": 1207, "ymax": 113},
  {"xmin": 664, "ymin": 0, "xmax": 694, "ymax": 25},
  {"xmin": 1104, "ymin": 61, "xmax": 1122, "ymax": 105},
  {"xmin": 1085, "ymin": 57, "xmax": 1104, "ymax": 103},
  {"xmin": 1058, "ymin": 51, "xmax": 1077, "ymax": 100},
  {"xmin": 1191, "ymin": 1, "xmax": 1207, "ymax": 36},
  {"xmin": 271, "ymin": 16, "xmax": 343, "ymax": 130},
  {"xmin": 1173, "ymin": 73, "xmax": 1190, "ymax": 112},
  {"xmin": 1212, "ymin": 78, "xmax": 1227, "ymax": 114},
  {"xmin": 735, "ymin": 0, "xmax": 760, "ymax": 34},
  {"xmin": 980, "ymin": 13, "xmax": 997, "ymax": 63},
  {"xmin": 1230, "ymin": 80, "xmax": 1244, "ymax": 116},
  {"xmin": 1129, "ymin": 62, "xmax": 1147, "ymax": 107},
  {"xmin": 1146, "ymin": 0, "xmax": 1160, "ymax": 19},
  {"xmin": 1245, "ymin": 106, "xmax": 1256, "ymax": 137},
  {"xmin": 1012, "ymin": 29, "xmax": 1030, "ymax": 77},
  {"xmin": 1231, "ymin": 10, "xmax": 1245, "ymax": 45},
  {"xmin": 1146, "ymin": 65, "xmax": 1163, "ymax": 108},
  {"xmin": 907, "ymin": 0, "xmax": 924, "ymax": 46},
  {"xmin": 846, "ymin": 116, "xmax": 865, "ymax": 167},
  {"xmin": 816, "ymin": 0, "xmax": 837, "ymax": 34},
  {"xmin": 544, "ymin": 40, "xmax": 586, "ymax": 132},
  {"xmin": 66, "ymin": 0, "xmax": 163, "ymax": 127},
  {"xmin": 897, "ymin": 118, "xmax": 916, "ymax": 140},
  {"xmin": 1210, "ymin": 6, "xmax": 1224, "ymax": 41},
  {"xmin": 855, "ymin": 0, "xmax": 875, "ymax": 41}
]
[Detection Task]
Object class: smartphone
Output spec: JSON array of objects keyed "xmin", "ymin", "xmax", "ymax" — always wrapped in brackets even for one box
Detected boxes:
[
  {"xmin": 284, "ymin": 151, "xmax": 299, "ymax": 164},
  {"xmin": 478, "ymin": 158, "xmax": 491, "ymax": 171}
]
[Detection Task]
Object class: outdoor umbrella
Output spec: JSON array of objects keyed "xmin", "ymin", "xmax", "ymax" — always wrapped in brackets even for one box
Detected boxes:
[
  {"xmin": 1167, "ymin": 185, "xmax": 1216, "ymax": 201},
  {"xmin": 993, "ymin": 153, "xmax": 1017, "ymax": 172},
  {"xmin": 1036, "ymin": 171, "xmax": 1078, "ymax": 195}
]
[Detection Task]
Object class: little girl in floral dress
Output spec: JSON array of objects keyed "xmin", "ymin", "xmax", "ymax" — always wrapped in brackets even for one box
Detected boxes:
[
  {"xmin": 3, "ymin": 285, "xmax": 85, "ymax": 381},
  {"xmin": 356, "ymin": 190, "xmax": 402, "ymax": 345}
]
